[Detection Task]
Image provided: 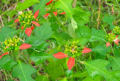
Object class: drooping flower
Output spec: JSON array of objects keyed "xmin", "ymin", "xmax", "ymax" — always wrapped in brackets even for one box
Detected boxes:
[
  {"xmin": 31, "ymin": 26, "xmax": 34, "ymax": 30},
  {"xmin": 43, "ymin": 13, "xmax": 50, "ymax": 18},
  {"xmin": 60, "ymin": 12, "xmax": 66, "ymax": 15},
  {"xmin": 19, "ymin": 43, "xmax": 31, "ymax": 50},
  {"xmin": 0, "ymin": 52, "xmax": 9, "ymax": 59},
  {"xmin": 14, "ymin": 19, "xmax": 19, "ymax": 23},
  {"xmin": 34, "ymin": 10, "xmax": 39, "ymax": 19},
  {"xmin": 53, "ymin": 52, "xmax": 75, "ymax": 70},
  {"xmin": 53, "ymin": 52, "xmax": 68, "ymax": 59},
  {"xmin": 25, "ymin": 28, "xmax": 32, "ymax": 37},
  {"xmin": 53, "ymin": 11, "xmax": 57, "ymax": 16},
  {"xmin": 114, "ymin": 38, "xmax": 119, "ymax": 45},
  {"xmin": 106, "ymin": 42, "xmax": 111, "ymax": 47},
  {"xmin": 46, "ymin": 0, "xmax": 53, "ymax": 6},
  {"xmin": 67, "ymin": 57, "xmax": 75, "ymax": 70},
  {"xmin": 82, "ymin": 47, "xmax": 92, "ymax": 54},
  {"xmin": 32, "ymin": 21, "xmax": 40, "ymax": 26}
]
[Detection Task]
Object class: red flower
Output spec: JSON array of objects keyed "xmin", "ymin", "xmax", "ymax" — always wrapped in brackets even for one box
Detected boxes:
[
  {"xmin": 31, "ymin": 26, "xmax": 34, "ymax": 30},
  {"xmin": 32, "ymin": 21, "xmax": 40, "ymax": 26},
  {"xmin": 53, "ymin": 52, "xmax": 68, "ymax": 59},
  {"xmin": 53, "ymin": 11, "xmax": 57, "ymax": 16},
  {"xmin": 19, "ymin": 43, "xmax": 31, "ymax": 50},
  {"xmin": 114, "ymin": 38, "xmax": 119, "ymax": 45},
  {"xmin": 21, "ymin": 26, "xmax": 24, "ymax": 30},
  {"xmin": 25, "ymin": 28, "xmax": 32, "ymax": 37},
  {"xmin": 60, "ymin": 12, "xmax": 66, "ymax": 15},
  {"xmin": 82, "ymin": 47, "xmax": 92, "ymax": 54},
  {"xmin": 67, "ymin": 57, "xmax": 75, "ymax": 70},
  {"xmin": 34, "ymin": 10, "xmax": 39, "ymax": 19},
  {"xmin": 46, "ymin": 0, "xmax": 53, "ymax": 6},
  {"xmin": 0, "ymin": 52, "xmax": 9, "ymax": 59},
  {"xmin": 106, "ymin": 42, "xmax": 110, "ymax": 47},
  {"xmin": 14, "ymin": 19, "xmax": 19, "ymax": 23},
  {"xmin": 43, "ymin": 13, "xmax": 50, "ymax": 18}
]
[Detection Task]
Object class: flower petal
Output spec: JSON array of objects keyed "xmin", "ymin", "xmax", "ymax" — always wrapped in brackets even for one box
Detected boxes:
[
  {"xmin": 114, "ymin": 38, "xmax": 119, "ymax": 45},
  {"xmin": 53, "ymin": 11, "xmax": 57, "ymax": 16},
  {"xmin": 43, "ymin": 13, "xmax": 50, "ymax": 18},
  {"xmin": 32, "ymin": 21, "xmax": 40, "ymax": 26},
  {"xmin": 60, "ymin": 12, "xmax": 66, "ymax": 15},
  {"xmin": 82, "ymin": 47, "xmax": 92, "ymax": 54},
  {"xmin": 67, "ymin": 57, "xmax": 75, "ymax": 70},
  {"xmin": 14, "ymin": 19, "xmax": 19, "ymax": 23},
  {"xmin": 31, "ymin": 26, "xmax": 34, "ymax": 30},
  {"xmin": 19, "ymin": 43, "xmax": 31, "ymax": 50},
  {"xmin": 2, "ymin": 52, "xmax": 9, "ymax": 56},
  {"xmin": 53, "ymin": 52, "xmax": 68, "ymax": 59},
  {"xmin": 21, "ymin": 26, "xmax": 24, "ymax": 30},
  {"xmin": 34, "ymin": 10, "xmax": 39, "ymax": 19},
  {"xmin": 106, "ymin": 42, "xmax": 111, "ymax": 47},
  {"xmin": 46, "ymin": 0, "xmax": 53, "ymax": 6},
  {"xmin": 25, "ymin": 28, "xmax": 32, "ymax": 37}
]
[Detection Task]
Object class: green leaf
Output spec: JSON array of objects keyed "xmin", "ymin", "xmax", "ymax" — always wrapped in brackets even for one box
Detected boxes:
[
  {"xmin": 33, "ymin": 0, "xmax": 49, "ymax": 15},
  {"xmin": 90, "ymin": 28, "xmax": 106, "ymax": 42},
  {"xmin": 85, "ymin": 59, "xmax": 118, "ymax": 81},
  {"xmin": 0, "ymin": 27, "xmax": 16, "ymax": 42},
  {"xmin": 0, "ymin": 56, "xmax": 16, "ymax": 71},
  {"xmin": 26, "ymin": 22, "xmax": 53, "ymax": 46},
  {"xmin": 16, "ymin": 0, "xmax": 39, "ymax": 11},
  {"xmin": 12, "ymin": 61, "xmax": 36, "ymax": 81},
  {"xmin": 55, "ymin": 0, "xmax": 73, "ymax": 17},
  {"xmin": 36, "ymin": 75, "xmax": 49, "ymax": 81}
]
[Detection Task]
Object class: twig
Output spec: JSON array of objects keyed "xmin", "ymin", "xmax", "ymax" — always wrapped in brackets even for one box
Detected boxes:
[
  {"xmin": 72, "ymin": 0, "xmax": 77, "ymax": 8},
  {"xmin": 97, "ymin": 0, "xmax": 101, "ymax": 29},
  {"xmin": 0, "ymin": 16, "xmax": 4, "ymax": 27}
]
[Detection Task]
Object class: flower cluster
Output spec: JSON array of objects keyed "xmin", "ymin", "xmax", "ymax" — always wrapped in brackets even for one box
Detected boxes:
[
  {"xmin": 106, "ymin": 26, "xmax": 120, "ymax": 47},
  {"xmin": 1, "ymin": 36, "xmax": 21, "ymax": 52},
  {"xmin": 15, "ymin": 10, "xmax": 40, "ymax": 37},
  {"xmin": 53, "ymin": 40, "xmax": 92, "ymax": 70}
]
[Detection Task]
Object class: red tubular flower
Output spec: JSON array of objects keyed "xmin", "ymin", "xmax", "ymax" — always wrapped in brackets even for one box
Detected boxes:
[
  {"xmin": 31, "ymin": 26, "xmax": 34, "ymax": 30},
  {"xmin": 114, "ymin": 38, "xmax": 119, "ymax": 45},
  {"xmin": 46, "ymin": 0, "xmax": 53, "ymax": 6},
  {"xmin": 34, "ymin": 10, "xmax": 39, "ymax": 19},
  {"xmin": 2, "ymin": 52, "xmax": 9, "ymax": 56},
  {"xmin": 0, "ymin": 52, "xmax": 9, "ymax": 59},
  {"xmin": 106, "ymin": 42, "xmax": 110, "ymax": 47},
  {"xmin": 25, "ymin": 28, "xmax": 32, "ymax": 37},
  {"xmin": 21, "ymin": 26, "xmax": 24, "ymax": 30},
  {"xmin": 19, "ymin": 43, "xmax": 31, "ymax": 50},
  {"xmin": 43, "ymin": 13, "xmax": 50, "ymax": 18},
  {"xmin": 53, "ymin": 11, "xmax": 57, "ymax": 16},
  {"xmin": 67, "ymin": 57, "xmax": 75, "ymax": 70},
  {"xmin": 82, "ymin": 47, "xmax": 92, "ymax": 54},
  {"xmin": 32, "ymin": 21, "xmax": 40, "ymax": 26},
  {"xmin": 53, "ymin": 52, "xmax": 68, "ymax": 59},
  {"xmin": 14, "ymin": 19, "xmax": 19, "ymax": 23},
  {"xmin": 60, "ymin": 12, "xmax": 66, "ymax": 15}
]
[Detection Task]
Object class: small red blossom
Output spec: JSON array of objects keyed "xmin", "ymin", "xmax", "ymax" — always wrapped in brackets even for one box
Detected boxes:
[
  {"xmin": 21, "ymin": 26, "xmax": 24, "ymax": 30},
  {"xmin": 19, "ymin": 43, "xmax": 31, "ymax": 50},
  {"xmin": 31, "ymin": 26, "xmax": 34, "ymax": 30},
  {"xmin": 60, "ymin": 12, "xmax": 66, "ymax": 15},
  {"xmin": 46, "ymin": 0, "xmax": 53, "ymax": 6},
  {"xmin": 53, "ymin": 11, "xmax": 57, "ymax": 16},
  {"xmin": 114, "ymin": 38, "xmax": 119, "ymax": 45},
  {"xmin": 0, "ymin": 52, "xmax": 9, "ymax": 59},
  {"xmin": 32, "ymin": 21, "xmax": 40, "ymax": 26},
  {"xmin": 25, "ymin": 28, "xmax": 32, "ymax": 37},
  {"xmin": 67, "ymin": 57, "xmax": 75, "ymax": 70},
  {"xmin": 34, "ymin": 10, "xmax": 39, "ymax": 19},
  {"xmin": 82, "ymin": 47, "xmax": 92, "ymax": 54},
  {"xmin": 53, "ymin": 52, "xmax": 68, "ymax": 59},
  {"xmin": 43, "ymin": 13, "xmax": 50, "ymax": 18},
  {"xmin": 106, "ymin": 42, "xmax": 111, "ymax": 47},
  {"xmin": 14, "ymin": 19, "xmax": 19, "ymax": 23}
]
